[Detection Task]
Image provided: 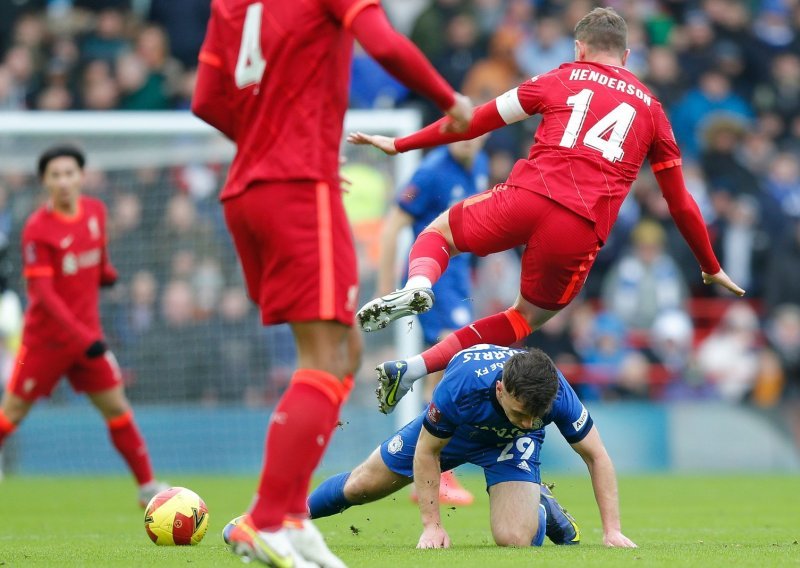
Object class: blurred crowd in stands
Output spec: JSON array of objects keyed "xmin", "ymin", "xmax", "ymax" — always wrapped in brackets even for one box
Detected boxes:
[{"xmin": 0, "ymin": 0, "xmax": 799, "ymax": 408}]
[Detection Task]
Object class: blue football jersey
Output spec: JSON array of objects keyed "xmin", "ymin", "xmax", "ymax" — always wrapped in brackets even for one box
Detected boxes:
[
  {"xmin": 396, "ymin": 147, "xmax": 489, "ymax": 342},
  {"xmin": 422, "ymin": 345, "xmax": 593, "ymax": 448}
]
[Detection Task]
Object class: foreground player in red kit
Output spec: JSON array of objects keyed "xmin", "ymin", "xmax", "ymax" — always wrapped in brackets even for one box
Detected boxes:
[
  {"xmin": 0, "ymin": 146, "xmax": 167, "ymax": 506},
  {"xmin": 350, "ymin": 7, "xmax": 746, "ymax": 414},
  {"xmin": 192, "ymin": 0, "xmax": 471, "ymax": 565}
]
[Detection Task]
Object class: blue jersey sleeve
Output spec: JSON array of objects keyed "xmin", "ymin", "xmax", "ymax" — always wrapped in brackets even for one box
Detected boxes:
[
  {"xmin": 396, "ymin": 167, "xmax": 436, "ymax": 219},
  {"xmin": 422, "ymin": 379, "xmax": 461, "ymax": 439},
  {"xmin": 548, "ymin": 374, "xmax": 593, "ymax": 444}
]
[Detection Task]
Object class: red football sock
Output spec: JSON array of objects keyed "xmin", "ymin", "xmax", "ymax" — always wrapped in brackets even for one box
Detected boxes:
[
  {"xmin": 107, "ymin": 411, "xmax": 154, "ymax": 485},
  {"xmin": 0, "ymin": 410, "xmax": 16, "ymax": 449},
  {"xmin": 250, "ymin": 370, "xmax": 345, "ymax": 530},
  {"xmin": 407, "ymin": 229, "xmax": 451, "ymax": 286},
  {"xmin": 421, "ymin": 308, "xmax": 532, "ymax": 373}
]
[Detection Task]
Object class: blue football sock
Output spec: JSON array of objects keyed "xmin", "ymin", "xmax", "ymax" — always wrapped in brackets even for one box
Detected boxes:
[
  {"xmin": 532, "ymin": 503, "xmax": 547, "ymax": 547},
  {"xmin": 307, "ymin": 472, "xmax": 352, "ymax": 519}
]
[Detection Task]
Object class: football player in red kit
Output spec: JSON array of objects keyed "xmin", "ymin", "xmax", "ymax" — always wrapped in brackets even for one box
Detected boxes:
[
  {"xmin": 0, "ymin": 145, "xmax": 167, "ymax": 506},
  {"xmin": 191, "ymin": 0, "xmax": 472, "ymax": 565},
  {"xmin": 350, "ymin": 7, "xmax": 746, "ymax": 414}
]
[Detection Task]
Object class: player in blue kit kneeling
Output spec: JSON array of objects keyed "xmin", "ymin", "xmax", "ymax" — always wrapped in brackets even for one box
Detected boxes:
[{"xmin": 308, "ymin": 345, "xmax": 637, "ymax": 548}]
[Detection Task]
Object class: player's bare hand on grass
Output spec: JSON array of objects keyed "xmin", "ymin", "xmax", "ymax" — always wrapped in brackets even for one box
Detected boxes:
[
  {"xmin": 603, "ymin": 530, "xmax": 637, "ymax": 548},
  {"xmin": 702, "ymin": 269, "xmax": 745, "ymax": 297},
  {"xmin": 442, "ymin": 93, "xmax": 473, "ymax": 133},
  {"xmin": 417, "ymin": 524, "xmax": 451, "ymax": 549},
  {"xmin": 347, "ymin": 132, "xmax": 398, "ymax": 155}
]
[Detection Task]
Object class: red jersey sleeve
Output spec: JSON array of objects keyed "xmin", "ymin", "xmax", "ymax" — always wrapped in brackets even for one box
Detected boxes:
[
  {"xmin": 510, "ymin": 74, "xmax": 549, "ymax": 117},
  {"xmin": 21, "ymin": 228, "xmax": 55, "ymax": 279},
  {"xmin": 648, "ymin": 102, "xmax": 682, "ymax": 173},
  {"xmin": 193, "ymin": 0, "xmax": 237, "ymax": 139},
  {"xmin": 321, "ymin": 0, "xmax": 379, "ymax": 28}
]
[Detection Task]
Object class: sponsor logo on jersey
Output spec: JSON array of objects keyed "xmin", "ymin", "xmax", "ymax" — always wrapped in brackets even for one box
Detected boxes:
[
  {"xmin": 60, "ymin": 235, "xmax": 74, "ymax": 249},
  {"xmin": 387, "ymin": 434, "xmax": 403, "ymax": 455},
  {"xmin": 572, "ymin": 405, "xmax": 588, "ymax": 431},
  {"xmin": 517, "ymin": 461, "xmax": 531, "ymax": 472},
  {"xmin": 62, "ymin": 252, "xmax": 78, "ymax": 275}
]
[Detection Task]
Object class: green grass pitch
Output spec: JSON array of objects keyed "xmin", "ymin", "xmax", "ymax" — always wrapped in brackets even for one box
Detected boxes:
[{"xmin": 1, "ymin": 474, "xmax": 798, "ymax": 567}]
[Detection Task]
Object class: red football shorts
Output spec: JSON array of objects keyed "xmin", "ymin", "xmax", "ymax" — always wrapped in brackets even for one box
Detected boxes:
[
  {"xmin": 449, "ymin": 184, "xmax": 601, "ymax": 310},
  {"xmin": 223, "ymin": 181, "xmax": 357, "ymax": 326},
  {"xmin": 7, "ymin": 344, "xmax": 123, "ymax": 401}
]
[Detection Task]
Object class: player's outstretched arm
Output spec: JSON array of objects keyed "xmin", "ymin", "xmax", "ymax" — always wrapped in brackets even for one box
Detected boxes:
[
  {"xmin": 349, "ymin": 5, "xmax": 472, "ymax": 132},
  {"xmin": 571, "ymin": 426, "xmax": 637, "ymax": 548},
  {"xmin": 347, "ymin": 99, "xmax": 505, "ymax": 155},
  {"xmin": 654, "ymin": 165, "xmax": 745, "ymax": 297},
  {"xmin": 413, "ymin": 428, "xmax": 452, "ymax": 549}
]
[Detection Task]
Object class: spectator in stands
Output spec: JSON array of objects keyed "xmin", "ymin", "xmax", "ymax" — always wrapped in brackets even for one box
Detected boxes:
[
  {"xmin": 80, "ymin": 8, "xmax": 129, "ymax": 64},
  {"xmin": 762, "ymin": 153, "xmax": 800, "ymax": 228},
  {"xmin": 710, "ymin": 194, "xmax": 769, "ymax": 297},
  {"xmin": 697, "ymin": 303, "xmax": 763, "ymax": 402},
  {"xmin": 671, "ymin": 69, "xmax": 753, "ymax": 158},
  {"xmin": 147, "ymin": 0, "xmax": 210, "ymax": 69},
  {"xmin": 753, "ymin": 53, "xmax": 800, "ymax": 143},
  {"xmin": 213, "ymin": 287, "xmax": 268, "ymax": 402},
  {"xmin": 132, "ymin": 280, "xmax": 218, "ymax": 403},
  {"xmin": 125, "ymin": 270, "xmax": 159, "ymax": 344},
  {"xmin": 766, "ymin": 304, "xmax": 800, "ymax": 400},
  {"xmin": 108, "ymin": 192, "xmax": 149, "ymax": 277},
  {"xmin": 577, "ymin": 312, "xmax": 640, "ymax": 401},
  {"xmin": 764, "ymin": 221, "xmax": 800, "ymax": 313},
  {"xmin": 515, "ymin": 16, "xmax": 573, "ymax": 78},
  {"xmin": 601, "ymin": 220, "xmax": 689, "ymax": 332},
  {"xmin": 435, "ymin": 11, "xmax": 484, "ymax": 91},
  {"xmin": 643, "ymin": 46, "xmax": 687, "ymax": 110},
  {"xmin": 410, "ymin": 0, "xmax": 464, "ymax": 62},
  {"xmin": 116, "ymin": 52, "xmax": 171, "ymax": 110}
]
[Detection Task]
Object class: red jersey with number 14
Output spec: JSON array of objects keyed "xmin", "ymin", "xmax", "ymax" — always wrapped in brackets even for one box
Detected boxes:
[
  {"xmin": 198, "ymin": 0, "xmax": 379, "ymax": 200},
  {"xmin": 496, "ymin": 61, "xmax": 681, "ymax": 242},
  {"xmin": 21, "ymin": 196, "xmax": 110, "ymax": 348}
]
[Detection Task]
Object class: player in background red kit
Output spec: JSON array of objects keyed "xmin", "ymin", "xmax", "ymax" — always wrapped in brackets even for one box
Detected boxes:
[
  {"xmin": 191, "ymin": 0, "xmax": 472, "ymax": 565},
  {"xmin": 0, "ymin": 146, "xmax": 167, "ymax": 506},
  {"xmin": 350, "ymin": 7, "xmax": 747, "ymax": 414}
]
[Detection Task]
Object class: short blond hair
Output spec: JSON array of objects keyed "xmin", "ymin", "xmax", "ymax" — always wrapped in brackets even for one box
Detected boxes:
[{"xmin": 574, "ymin": 7, "xmax": 627, "ymax": 55}]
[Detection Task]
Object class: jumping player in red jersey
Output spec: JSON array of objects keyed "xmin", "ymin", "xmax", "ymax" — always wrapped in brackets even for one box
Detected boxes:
[
  {"xmin": 191, "ymin": 0, "xmax": 472, "ymax": 565},
  {"xmin": 350, "ymin": 7, "xmax": 747, "ymax": 415},
  {"xmin": 0, "ymin": 145, "xmax": 167, "ymax": 506}
]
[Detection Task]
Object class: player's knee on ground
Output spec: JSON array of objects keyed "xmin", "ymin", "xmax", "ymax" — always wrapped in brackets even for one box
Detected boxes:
[{"xmin": 492, "ymin": 521, "xmax": 538, "ymax": 547}]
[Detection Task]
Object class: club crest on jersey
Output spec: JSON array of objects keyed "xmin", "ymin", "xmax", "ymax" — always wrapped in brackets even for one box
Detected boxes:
[
  {"xmin": 427, "ymin": 404, "xmax": 442, "ymax": 425},
  {"xmin": 387, "ymin": 434, "xmax": 403, "ymax": 455},
  {"xmin": 25, "ymin": 242, "xmax": 36, "ymax": 263},
  {"xmin": 62, "ymin": 252, "xmax": 78, "ymax": 275},
  {"xmin": 88, "ymin": 216, "xmax": 101, "ymax": 240}
]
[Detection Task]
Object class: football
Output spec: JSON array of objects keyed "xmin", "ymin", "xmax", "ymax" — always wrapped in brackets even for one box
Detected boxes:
[{"xmin": 143, "ymin": 487, "xmax": 209, "ymax": 546}]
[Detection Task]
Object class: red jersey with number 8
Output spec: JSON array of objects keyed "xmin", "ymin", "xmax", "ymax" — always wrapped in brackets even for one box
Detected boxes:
[
  {"xmin": 198, "ymin": 0, "xmax": 378, "ymax": 200},
  {"xmin": 496, "ymin": 61, "xmax": 681, "ymax": 242}
]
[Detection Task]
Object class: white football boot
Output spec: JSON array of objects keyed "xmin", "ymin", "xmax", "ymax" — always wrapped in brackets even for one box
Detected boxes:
[
  {"xmin": 228, "ymin": 515, "xmax": 319, "ymax": 567},
  {"xmin": 285, "ymin": 519, "xmax": 347, "ymax": 568},
  {"xmin": 356, "ymin": 287, "xmax": 434, "ymax": 332}
]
